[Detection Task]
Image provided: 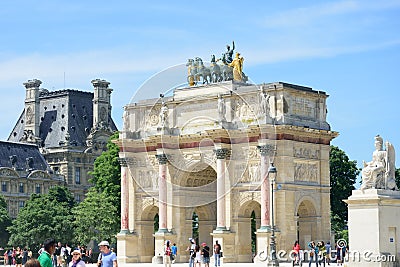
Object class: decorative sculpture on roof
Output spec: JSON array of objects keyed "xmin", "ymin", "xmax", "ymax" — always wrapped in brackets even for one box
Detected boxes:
[
  {"xmin": 361, "ymin": 135, "xmax": 398, "ymax": 191},
  {"xmin": 217, "ymin": 94, "xmax": 226, "ymax": 122},
  {"xmin": 224, "ymin": 41, "xmax": 235, "ymax": 64},
  {"xmin": 159, "ymin": 101, "xmax": 169, "ymax": 128},
  {"xmin": 229, "ymin": 52, "xmax": 244, "ymax": 81},
  {"xmin": 186, "ymin": 41, "xmax": 247, "ymax": 86}
]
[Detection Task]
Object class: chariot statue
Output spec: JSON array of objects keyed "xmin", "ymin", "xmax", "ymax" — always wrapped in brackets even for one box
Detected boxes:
[
  {"xmin": 360, "ymin": 135, "xmax": 398, "ymax": 191},
  {"xmin": 186, "ymin": 41, "xmax": 247, "ymax": 86}
]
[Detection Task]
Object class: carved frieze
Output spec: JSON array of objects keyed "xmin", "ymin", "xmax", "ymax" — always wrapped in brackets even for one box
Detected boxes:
[
  {"xmin": 0, "ymin": 168, "xmax": 18, "ymax": 177},
  {"xmin": 293, "ymin": 147, "xmax": 320, "ymax": 160},
  {"xmin": 137, "ymin": 169, "xmax": 158, "ymax": 189},
  {"xmin": 294, "ymin": 162, "xmax": 318, "ymax": 182}
]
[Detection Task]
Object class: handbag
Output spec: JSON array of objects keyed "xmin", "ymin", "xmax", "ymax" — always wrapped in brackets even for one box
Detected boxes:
[{"xmin": 220, "ymin": 251, "xmax": 223, "ymax": 258}]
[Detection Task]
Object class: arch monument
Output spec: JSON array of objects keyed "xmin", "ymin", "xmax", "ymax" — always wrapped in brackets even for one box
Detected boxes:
[{"xmin": 115, "ymin": 80, "xmax": 338, "ymax": 263}]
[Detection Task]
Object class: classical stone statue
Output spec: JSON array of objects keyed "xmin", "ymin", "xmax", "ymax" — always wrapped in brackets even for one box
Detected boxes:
[
  {"xmin": 159, "ymin": 101, "xmax": 169, "ymax": 128},
  {"xmin": 229, "ymin": 52, "xmax": 244, "ymax": 81},
  {"xmin": 260, "ymin": 91, "xmax": 271, "ymax": 117},
  {"xmin": 361, "ymin": 135, "xmax": 397, "ymax": 191},
  {"xmin": 217, "ymin": 94, "xmax": 226, "ymax": 122}
]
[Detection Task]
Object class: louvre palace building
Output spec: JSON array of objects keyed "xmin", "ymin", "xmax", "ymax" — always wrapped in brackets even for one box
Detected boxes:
[{"xmin": 1, "ymin": 78, "xmax": 117, "ymax": 217}]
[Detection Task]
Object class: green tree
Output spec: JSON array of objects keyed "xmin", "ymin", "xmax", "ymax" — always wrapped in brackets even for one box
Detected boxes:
[
  {"xmin": 0, "ymin": 194, "xmax": 12, "ymax": 245},
  {"xmin": 73, "ymin": 132, "xmax": 120, "ymax": 245},
  {"xmin": 8, "ymin": 186, "xmax": 75, "ymax": 248},
  {"xmin": 395, "ymin": 168, "xmax": 400, "ymax": 189},
  {"xmin": 330, "ymin": 146, "xmax": 360, "ymax": 237}
]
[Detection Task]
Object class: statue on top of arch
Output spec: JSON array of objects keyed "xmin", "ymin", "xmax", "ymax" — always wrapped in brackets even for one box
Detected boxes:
[
  {"xmin": 186, "ymin": 41, "xmax": 248, "ymax": 86},
  {"xmin": 360, "ymin": 135, "xmax": 398, "ymax": 191}
]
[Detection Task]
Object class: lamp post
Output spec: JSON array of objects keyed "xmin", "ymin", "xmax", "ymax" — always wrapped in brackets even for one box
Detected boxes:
[{"xmin": 267, "ymin": 162, "xmax": 279, "ymax": 266}]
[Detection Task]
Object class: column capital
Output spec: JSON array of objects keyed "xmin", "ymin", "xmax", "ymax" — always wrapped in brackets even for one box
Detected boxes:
[
  {"xmin": 118, "ymin": 158, "xmax": 128, "ymax": 167},
  {"xmin": 213, "ymin": 148, "xmax": 229, "ymax": 159},
  {"xmin": 155, "ymin": 153, "xmax": 168, "ymax": 165},
  {"xmin": 257, "ymin": 144, "xmax": 276, "ymax": 157}
]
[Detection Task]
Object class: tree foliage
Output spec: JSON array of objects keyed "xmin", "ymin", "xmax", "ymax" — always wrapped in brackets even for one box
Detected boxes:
[
  {"xmin": 0, "ymin": 194, "xmax": 12, "ymax": 245},
  {"xmin": 396, "ymin": 168, "xmax": 400, "ymax": 190},
  {"xmin": 330, "ymin": 146, "xmax": 360, "ymax": 235},
  {"xmin": 8, "ymin": 186, "xmax": 75, "ymax": 248},
  {"xmin": 73, "ymin": 132, "xmax": 120, "ymax": 245}
]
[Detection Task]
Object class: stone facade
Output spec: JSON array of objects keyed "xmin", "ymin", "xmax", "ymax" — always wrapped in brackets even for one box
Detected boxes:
[
  {"xmin": 116, "ymin": 81, "xmax": 337, "ymax": 263},
  {"xmin": 0, "ymin": 141, "xmax": 64, "ymax": 218},
  {"xmin": 6, "ymin": 79, "xmax": 118, "ymax": 206}
]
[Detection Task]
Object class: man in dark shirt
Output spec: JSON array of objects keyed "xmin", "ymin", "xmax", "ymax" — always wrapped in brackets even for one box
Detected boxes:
[{"xmin": 201, "ymin": 243, "xmax": 210, "ymax": 267}]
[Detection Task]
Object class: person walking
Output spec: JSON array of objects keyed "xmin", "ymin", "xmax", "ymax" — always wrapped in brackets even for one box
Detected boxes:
[
  {"xmin": 38, "ymin": 238, "xmax": 57, "ymax": 267},
  {"xmin": 164, "ymin": 240, "xmax": 172, "ymax": 267},
  {"xmin": 317, "ymin": 241, "xmax": 326, "ymax": 267},
  {"xmin": 69, "ymin": 250, "xmax": 85, "ymax": 267},
  {"xmin": 97, "ymin": 241, "xmax": 117, "ymax": 267},
  {"xmin": 15, "ymin": 247, "xmax": 23, "ymax": 267},
  {"xmin": 171, "ymin": 243, "xmax": 177, "ymax": 264},
  {"xmin": 213, "ymin": 241, "xmax": 221, "ymax": 267},
  {"xmin": 325, "ymin": 241, "xmax": 331, "ymax": 265},
  {"xmin": 186, "ymin": 238, "xmax": 196, "ymax": 267},
  {"xmin": 201, "ymin": 242, "xmax": 210, "ymax": 267},
  {"xmin": 308, "ymin": 241, "xmax": 319, "ymax": 267}
]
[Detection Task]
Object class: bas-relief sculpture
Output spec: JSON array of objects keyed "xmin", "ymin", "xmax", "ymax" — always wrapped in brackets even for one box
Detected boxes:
[{"xmin": 361, "ymin": 135, "xmax": 398, "ymax": 191}]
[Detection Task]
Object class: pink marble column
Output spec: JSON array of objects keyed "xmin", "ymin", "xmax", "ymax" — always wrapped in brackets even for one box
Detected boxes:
[
  {"xmin": 156, "ymin": 153, "xmax": 168, "ymax": 232},
  {"xmin": 119, "ymin": 158, "xmax": 129, "ymax": 233},
  {"xmin": 257, "ymin": 144, "xmax": 275, "ymax": 230},
  {"xmin": 214, "ymin": 148, "xmax": 228, "ymax": 231}
]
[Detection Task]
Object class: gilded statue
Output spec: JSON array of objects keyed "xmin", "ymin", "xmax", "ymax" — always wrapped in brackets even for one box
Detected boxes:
[
  {"xmin": 229, "ymin": 52, "xmax": 244, "ymax": 81},
  {"xmin": 361, "ymin": 135, "xmax": 397, "ymax": 191}
]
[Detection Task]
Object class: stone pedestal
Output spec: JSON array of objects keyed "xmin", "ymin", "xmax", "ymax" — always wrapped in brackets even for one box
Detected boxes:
[
  {"xmin": 116, "ymin": 232, "xmax": 139, "ymax": 263},
  {"xmin": 345, "ymin": 189, "xmax": 400, "ymax": 267},
  {"xmin": 255, "ymin": 230, "xmax": 271, "ymax": 263},
  {"xmin": 211, "ymin": 231, "xmax": 235, "ymax": 263},
  {"xmin": 152, "ymin": 231, "xmax": 176, "ymax": 264}
]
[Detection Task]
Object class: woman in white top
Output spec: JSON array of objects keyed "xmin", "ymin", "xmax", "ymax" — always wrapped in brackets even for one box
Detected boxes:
[
  {"xmin": 194, "ymin": 245, "xmax": 202, "ymax": 267},
  {"xmin": 69, "ymin": 250, "xmax": 86, "ymax": 267}
]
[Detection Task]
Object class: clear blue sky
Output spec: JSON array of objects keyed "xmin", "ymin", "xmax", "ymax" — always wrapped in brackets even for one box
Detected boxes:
[{"xmin": 1, "ymin": 1, "xmax": 399, "ymax": 185}]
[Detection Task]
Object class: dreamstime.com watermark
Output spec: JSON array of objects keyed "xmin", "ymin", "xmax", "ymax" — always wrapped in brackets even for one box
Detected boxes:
[
  {"xmin": 256, "ymin": 249, "xmax": 397, "ymax": 263},
  {"xmin": 257, "ymin": 239, "xmax": 396, "ymax": 263}
]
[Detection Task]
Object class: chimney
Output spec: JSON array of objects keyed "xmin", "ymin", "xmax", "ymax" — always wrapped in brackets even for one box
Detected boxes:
[
  {"xmin": 23, "ymin": 79, "xmax": 42, "ymax": 142},
  {"xmin": 91, "ymin": 79, "xmax": 112, "ymax": 129}
]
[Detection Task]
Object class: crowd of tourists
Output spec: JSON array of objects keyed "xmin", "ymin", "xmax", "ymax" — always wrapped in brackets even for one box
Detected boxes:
[
  {"xmin": 2, "ymin": 239, "xmax": 117, "ymax": 267},
  {"xmin": 163, "ymin": 238, "xmax": 222, "ymax": 267},
  {"xmin": 291, "ymin": 240, "xmax": 347, "ymax": 266}
]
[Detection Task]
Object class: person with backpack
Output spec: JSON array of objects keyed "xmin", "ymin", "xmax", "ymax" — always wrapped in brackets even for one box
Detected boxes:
[
  {"xmin": 164, "ymin": 240, "xmax": 172, "ymax": 267},
  {"xmin": 186, "ymin": 238, "xmax": 196, "ymax": 267}
]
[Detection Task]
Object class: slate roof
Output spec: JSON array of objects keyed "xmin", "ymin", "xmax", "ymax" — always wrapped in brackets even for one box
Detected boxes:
[
  {"xmin": 0, "ymin": 141, "xmax": 49, "ymax": 171},
  {"xmin": 8, "ymin": 89, "xmax": 118, "ymax": 148}
]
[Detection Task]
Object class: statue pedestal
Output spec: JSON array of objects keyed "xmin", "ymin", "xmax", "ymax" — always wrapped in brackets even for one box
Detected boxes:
[
  {"xmin": 152, "ymin": 231, "xmax": 176, "ymax": 264},
  {"xmin": 254, "ymin": 229, "xmax": 271, "ymax": 263},
  {"xmin": 116, "ymin": 231, "xmax": 139, "ymax": 263},
  {"xmin": 211, "ymin": 230, "xmax": 235, "ymax": 263},
  {"xmin": 345, "ymin": 189, "xmax": 400, "ymax": 266}
]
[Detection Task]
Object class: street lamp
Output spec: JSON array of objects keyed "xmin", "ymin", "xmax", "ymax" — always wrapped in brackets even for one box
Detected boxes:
[{"xmin": 268, "ymin": 162, "xmax": 279, "ymax": 266}]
